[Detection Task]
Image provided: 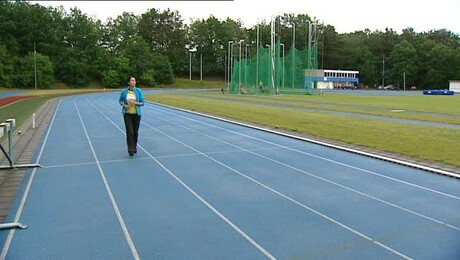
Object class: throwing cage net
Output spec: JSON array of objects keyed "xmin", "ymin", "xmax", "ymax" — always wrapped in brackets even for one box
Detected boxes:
[{"xmin": 229, "ymin": 42, "xmax": 318, "ymax": 95}]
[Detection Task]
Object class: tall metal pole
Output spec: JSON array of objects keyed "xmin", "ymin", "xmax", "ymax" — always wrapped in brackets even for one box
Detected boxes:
[
  {"xmin": 256, "ymin": 23, "xmax": 259, "ymax": 87},
  {"xmin": 292, "ymin": 22, "xmax": 295, "ymax": 89},
  {"xmin": 382, "ymin": 56, "xmax": 385, "ymax": 88},
  {"xmin": 230, "ymin": 43, "xmax": 234, "ymax": 93},
  {"xmin": 403, "ymin": 71, "xmax": 406, "ymax": 91},
  {"xmin": 200, "ymin": 53, "xmax": 203, "ymax": 81},
  {"xmin": 239, "ymin": 39, "xmax": 243, "ymax": 93},
  {"xmin": 227, "ymin": 41, "xmax": 233, "ymax": 87},
  {"xmin": 270, "ymin": 18, "xmax": 276, "ymax": 94},
  {"xmin": 306, "ymin": 20, "xmax": 312, "ymax": 91},
  {"xmin": 189, "ymin": 51, "xmax": 192, "ymax": 80},
  {"xmin": 321, "ymin": 27, "xmax": 324, "ymax": 69},
  {"xmin": 34, "ymin": 42, "xmax": 37, "ymax": 90},
  {"xmin": 245, "ymin": 44, "xmax": 249, "ymax": 86},
  {"xmin": 280, "ymin": 43, "xmax": 285, "ymax": 89}
]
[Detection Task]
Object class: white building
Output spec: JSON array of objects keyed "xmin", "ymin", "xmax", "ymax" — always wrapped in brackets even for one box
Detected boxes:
[
  {"xmin": 449, "ymin": 80, "xmax": 460, "ymax": 93},
  {"xmin": 304, "ymin": 69, "xmax": 359, "ymax": 89}
]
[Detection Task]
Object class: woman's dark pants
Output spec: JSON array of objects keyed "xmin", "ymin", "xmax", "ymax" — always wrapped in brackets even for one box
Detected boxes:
[{"xmin": 123, "ymin": 113, "xmax": 141, "ymax": 153}]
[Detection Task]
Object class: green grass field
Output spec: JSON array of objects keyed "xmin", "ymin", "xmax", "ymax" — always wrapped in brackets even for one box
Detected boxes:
[
  {"xmin": 172, "ymin": 91, "xmax": 460, "ymax": 125},
  {"xmin": 146, "ymin": 90, "xmax": 460, "ymax": 167},
  {"xmin": 161, "ymin": 78, "xmax": 226, "ymax": 89}
]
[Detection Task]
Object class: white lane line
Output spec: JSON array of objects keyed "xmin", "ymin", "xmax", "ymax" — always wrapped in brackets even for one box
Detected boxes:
[
  {"xmin": 150, "ymin": 102, "xmax": 460, "ymax": 178},
  {"xmin": 74, "ymin": 100, "xmax": 140, "ymax": 260},
  {"xmin": 1, "ymin": 100, "xmax": 61, "ymax": 259},
  {"xmin": 88, "ymin": 100, "xmax": 276, "ymax": 260},
  {"xmin": 135, "ymin": 113, "xmax": 412, "ymax": 259},
  {"xmin": 42, "ymin": 146, "xmax": 278, "ymax": 169},
  {"xmin": 43, "ymin": 157, "xmax": 150, "ymax": 169},
  {"xmin": 149, "ymin": 105, "xmax": 460, "ymax": 201},
  {"xmin": 146, "ymin": 111, "xmax": 460, "ymax": 232}
]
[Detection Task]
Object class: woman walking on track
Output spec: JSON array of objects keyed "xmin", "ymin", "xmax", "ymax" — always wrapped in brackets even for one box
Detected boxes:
[{"xmin": 119, "ymin": 76, "xmax": 144, "ymax": 156}]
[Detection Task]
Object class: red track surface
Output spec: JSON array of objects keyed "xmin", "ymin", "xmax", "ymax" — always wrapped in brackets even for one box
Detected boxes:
[{"xmin": 0, "ymin": 95, "xmax": 35, "ymax": 108}]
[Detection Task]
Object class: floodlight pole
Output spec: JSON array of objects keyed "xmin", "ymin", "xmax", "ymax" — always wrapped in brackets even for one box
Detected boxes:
[
  {"xmin": 34, "ymin": 42, "xmax": 37, "ymax": 90},
  {"xmin": 382, "ymin": 56, "xmax": 385, "ymax": 88},
  {"xmin": 321, "ymin": 24, "xmax": 325, "ymax": 69},
  {"xmin": 256, "ymin": 22, "xmax": 260, "ymax": 88},
  {"xmin": 238, "ymin": 39, "xmax": 244, "ymax": 93},
  {"xmin": 230, "ymin": 42, "xmax": 234, "ymax": 92},
  {"xmin": 266, "ymin": 44, "xmax": 271, "ymax": 89},
  {"xmin": 227, "ymin": 40, "xmax": 233, "ymax": 87},
  {"xmin": 189, "ymin": 49, "xmax": 196, "ymax": 80},
  {"xmin": 270, "ymin": 17, "xmax": 276, "ymax": 94},
  {"xmin": 280, "ymin": 43, "xmax": 285, "ymax": 89},
  {"xmin": 292, "ymin": 22, "xmax": 295, "ymax": 89},
  {"xmin": 189, "ymin": 51, "xmax": 192, "ymax": 80},
  {"xmin": 245, "ymin": 44, "xmax": 249, "ymax": 86},
  {"xmin": 306, "ymin": 20, "xmax": 312, "ymax": 91},
  {"xmin": 403, "ymin": 71, "xmax": 406, "ymax": 91}
]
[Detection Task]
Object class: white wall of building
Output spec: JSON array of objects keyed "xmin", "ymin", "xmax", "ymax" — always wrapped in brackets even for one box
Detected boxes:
[
  {"xmin": 449, "ymin": 81, "xmax": 460, "ymax": 93},
  {"xmin": 317, "ymin": 81, "xmax": 334, "ymax": 89}
]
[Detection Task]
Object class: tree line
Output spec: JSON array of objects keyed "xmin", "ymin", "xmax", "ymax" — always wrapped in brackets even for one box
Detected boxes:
[{"xmin": 1, "ymin": 0, "xmax": 459, "ymax": 89}]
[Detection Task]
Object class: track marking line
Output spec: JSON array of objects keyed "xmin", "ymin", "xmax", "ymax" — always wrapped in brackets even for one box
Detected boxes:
[
  {"xmin": 136, "ymin": 114, "xmax": 412, "ymax": 259},
  {"xmin": 1, "ymin": 100, "xmax": 62, "ymax": 259},
  {"xmin": 89, "ymin": 100, "xmax": 276, "ymax": 260},
  {"xmin": 74, "ymin": 100, "xmax": 140, "ymax": 260},
  {"xmin": 149, "ymin": 105, "xmax": 460, "ymax": 201},
  {"xmin": 147, "ymin": 110, "xmax": 460, "ymax": 232}
]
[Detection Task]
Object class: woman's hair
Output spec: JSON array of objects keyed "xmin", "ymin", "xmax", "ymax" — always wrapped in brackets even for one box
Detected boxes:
[{"xmin": 127, "ymin": 76, "xmax": 136, "ymax": 84}]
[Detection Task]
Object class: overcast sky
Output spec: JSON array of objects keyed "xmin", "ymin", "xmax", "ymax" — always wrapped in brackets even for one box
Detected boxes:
[{"xmin": 32, "ymin": 0, "xmax": 460, "ymax": 34}]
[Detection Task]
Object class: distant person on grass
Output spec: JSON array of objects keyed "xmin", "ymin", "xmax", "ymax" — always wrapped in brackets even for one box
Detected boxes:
[{"xmin": 119, "ymin": 76, "xmax": 144, "ymax": 156}]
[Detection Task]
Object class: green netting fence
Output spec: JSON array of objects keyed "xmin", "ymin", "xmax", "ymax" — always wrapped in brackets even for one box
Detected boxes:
[{"xmin": 229, "ymin": 42, "xmax": 318, "ymax": 94}]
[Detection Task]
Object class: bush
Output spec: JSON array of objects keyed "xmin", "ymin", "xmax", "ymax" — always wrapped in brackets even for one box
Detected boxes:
[
  {"xmin": 152, "ymin": 53, "xmax": 174, "ymax": 84},
  {"xmin": 140, "ymin": 69, "xmax": 157, "ymax": 87},
  {"xmin": 11, "ymin": 53, "xmax": 55, "ymax": 89},
  {"xmin": 102, "ymin": 70, "xmax": 122, "ymax": 88}
]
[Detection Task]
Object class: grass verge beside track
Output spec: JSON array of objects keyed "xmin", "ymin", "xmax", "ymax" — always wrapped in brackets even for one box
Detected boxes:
[
  {"xmin": 176, "ymin": 91, "xmax": 460, "ymax": 125},
  {"xmin": 146, "ymin": 92, "xmax": 460, "ymax": 168}
]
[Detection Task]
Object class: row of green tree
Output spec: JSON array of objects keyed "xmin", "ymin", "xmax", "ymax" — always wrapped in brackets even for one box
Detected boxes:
[{"xmin": 1, "ymin": 0, "xmax": 459, "ymax": 89}]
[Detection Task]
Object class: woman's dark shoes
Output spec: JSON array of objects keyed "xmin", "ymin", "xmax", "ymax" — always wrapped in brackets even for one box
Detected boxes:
[{"xmin": 129, "ymin": 152, "xmax": 134, "ymax": 156}]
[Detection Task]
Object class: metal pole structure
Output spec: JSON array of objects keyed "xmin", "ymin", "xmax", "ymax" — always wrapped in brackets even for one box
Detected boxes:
[
  {"xmin": 227, "ymin": 40, "xmax": 233, "ymax": 87},
  {"xmin": 306, "ymin": 20, "xmax": 312, "ymax": 91},
  {"xmin": 189, "ymin": 51, "xmax": 192, "ymax": 80},
  {"xmin": 34, "ymin": 42, "xmax": 37, "ymax": 90},
  {"xmin": 321, "ymin": 26, "xmax": 324, "ymax": 69},
  {"xmin": 292, "ymin": 22, "xmax": 295, "ymax": 89},
  {"xmin": 200, "ymin": 53, "xmax": 203, "ymax": 81},
  {"xmin": 239, "ymin": 39, "xmax": 244, "ymax": 94},
  {"xmin": 280, "ymin": 43, "xmax": 285, "ymax": 89},
  {"xmin": 245, "ymin": 44, "xmax": 249, "ymax": 86},
  {"xmin": 256, "ymin": 23, "xmax": 259, "ymax": 88},
  {"xmin": 189, "ymin": 49, "xmax": 196, "ymax": 80},
  {"xmin": 403, "ymin": 71, "xmax": 406, "ymax": 91},
  {"xmin": 245, "ymin": 44, "xmax": 249, "ymax": 60},
  {"xmin": 307, "ymin": 20, "xmax": 312, "ymax": 69},
  {"xmin": 230, "ymin": 42, "xmax": 234, "ymax": 93},
  {"xmin": 382, "ymin": 56, "xmax": 385, "ymax": 88},
  {"xmin": 270, "ymin": 17, "xmax": 276, "ymax": 94}
]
